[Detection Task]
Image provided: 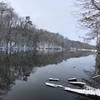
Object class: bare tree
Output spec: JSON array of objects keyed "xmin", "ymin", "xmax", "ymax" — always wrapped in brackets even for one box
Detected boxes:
[
  {"xmin": 91, "ymin": 0, "xmax": 100, "ymax": 10},
  {"xmin": 77, "ymin": 0, "xmax": 100, "ymax": 52}
]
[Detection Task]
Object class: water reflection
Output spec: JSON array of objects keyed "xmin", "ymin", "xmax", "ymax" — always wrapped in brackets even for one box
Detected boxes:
[
  {"xmin": 0, "ymin": 51, "xmax": 95, "ymax": 100},
  {"xmin": 90, "ymin": 54, "xmax": 100, "ymax": 88},
  {"xmin": 81, "ymin": 53, "xmax": 100, "ymax": 91},
  {"xmin": 78, "ymin": 54, "xmax": 100, "ymax": 100},
  {"xmin": 95, "ymin": 54, "xmax": 100, "ymax": 75}
]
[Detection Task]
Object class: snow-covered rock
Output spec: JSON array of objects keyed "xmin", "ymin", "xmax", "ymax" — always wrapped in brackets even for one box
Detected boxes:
[
  {"xmin": 69, "ymin": 82, "xmax": 86, "ymax": 87},
  {"xmin": 45, "ymin": 82, "xmax": 63, "ymax": 88},
  {"xmin": 48, "ymin": 78, "xmax": 60, "ymax": 81},
  {"xmin": 68, "ymin": 78, "xmax": 77, "ymax": 82}
]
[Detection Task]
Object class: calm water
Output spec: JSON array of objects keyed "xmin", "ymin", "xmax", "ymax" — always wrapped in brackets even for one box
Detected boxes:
[{"xmin": 0, "ymin": 52, "xmax": 98, "ymax": 100}]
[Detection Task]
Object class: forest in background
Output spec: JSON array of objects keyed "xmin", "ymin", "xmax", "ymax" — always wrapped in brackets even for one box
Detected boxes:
[{"xmin": 0, "ymin": 1, "xmax": 95, "ymax": 54}]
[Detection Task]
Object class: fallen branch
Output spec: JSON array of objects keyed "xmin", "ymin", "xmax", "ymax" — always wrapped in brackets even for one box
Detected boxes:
[{"xmin": 92, "ymin": 75, "xmax": 100, "ymax": 79}]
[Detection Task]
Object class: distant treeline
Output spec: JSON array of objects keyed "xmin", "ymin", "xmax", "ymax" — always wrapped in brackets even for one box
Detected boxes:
[{"xmin": 0, "ymin": 1, "xmax": 95, "ymax": 53}]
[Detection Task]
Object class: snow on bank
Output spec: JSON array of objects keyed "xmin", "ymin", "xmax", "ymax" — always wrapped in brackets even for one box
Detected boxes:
[
  {"xmin": 45, "ymin": 82, "xmax": 100, "ymax": 98},
  {"xmin": 64, "ymin": 87, "xmax": 100, "ymax": 97}
]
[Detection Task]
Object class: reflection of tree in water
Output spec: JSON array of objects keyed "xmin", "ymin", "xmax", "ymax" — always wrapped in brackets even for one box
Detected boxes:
[
  {"xmin": 78, "ymin": 96, "xmax": 93, "ymax": 100},
  {"xmin": 95, "ymin": 54, "xmax": 100, "ymax": 75},
  {"xmin": 82, "ymin": 54, "xmax": 100, "ymax": 88},
  {"xmin": 92, "ymin": 54, "xmax": 100, "ymax": 88},
  {"xmin": 0, "ymin": 53, "xmax": 35, "ymax": 98},
  {"xmin": 71, "ymin": 54, "xmax": 100, "ymax": 100},
  {"xmin": 0, "ymin": 51, "xmax": 92, "ymax": 98}
]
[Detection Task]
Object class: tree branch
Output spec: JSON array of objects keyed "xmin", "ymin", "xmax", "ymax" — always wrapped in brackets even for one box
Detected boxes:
[{"xmin": 91, "ymin": 0, "xmax": 100, "ymax": 10}]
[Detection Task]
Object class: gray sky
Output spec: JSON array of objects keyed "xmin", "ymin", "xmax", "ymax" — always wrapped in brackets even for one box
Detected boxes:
[{"xmin": 6, "ymin": 0, "xmax": 94, "ymax": 43}]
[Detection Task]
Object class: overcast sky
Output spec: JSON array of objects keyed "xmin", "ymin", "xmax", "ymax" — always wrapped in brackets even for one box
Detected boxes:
[{"xmin": 5, "ymin": 0, "xmax": 95, "ymax": 44}]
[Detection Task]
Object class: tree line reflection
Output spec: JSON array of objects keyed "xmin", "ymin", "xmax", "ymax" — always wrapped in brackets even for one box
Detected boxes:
[{"xmin": 0, "ymin": 51, "xmax": 93, "ymax": 98}]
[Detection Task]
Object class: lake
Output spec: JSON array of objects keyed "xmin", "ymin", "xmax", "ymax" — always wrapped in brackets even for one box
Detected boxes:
[{"xmin": 0, "ymin": 51, "xmax": 98, "ymax": 100}]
